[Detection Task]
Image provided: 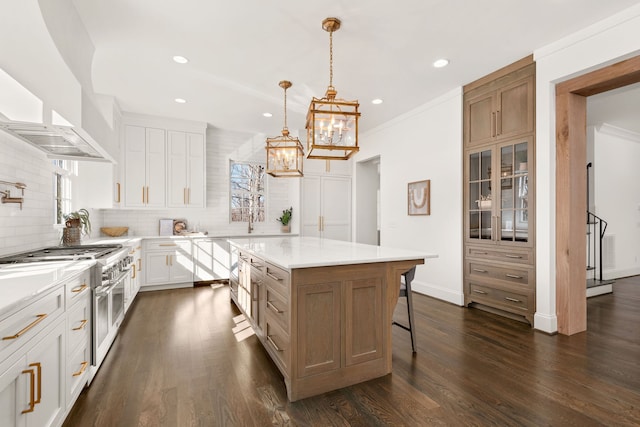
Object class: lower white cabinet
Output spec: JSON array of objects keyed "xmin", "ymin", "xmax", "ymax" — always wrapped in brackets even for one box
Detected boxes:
[
  {"xmin": 124, "ymin": 240, "xmax": 142, "ymax": 312},
  {"xmin": 193, "ymin": 238, "xmax": 230, "ymax": 281},
  {"xmin": 0, "ymin": 317, "xmax": 66, "ymax": 427},
  {"xmin": 143, "ymin": 240, "xmax": 193, "ymax": 287}
]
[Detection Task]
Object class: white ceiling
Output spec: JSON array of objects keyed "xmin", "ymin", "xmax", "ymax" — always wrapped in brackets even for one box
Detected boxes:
[{"xmin": 71, "ymin": 0, "xmax": 640, "ymax": 136}]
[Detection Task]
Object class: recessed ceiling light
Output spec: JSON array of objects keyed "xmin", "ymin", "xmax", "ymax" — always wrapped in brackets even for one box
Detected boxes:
[
  {"xmin": 263, "ymin": 112, "xmax": 273, "ymax": 118},
  {"xmin": 433, "ymin": 58, "xmax": 449, "ymax": 68},
  {"xmin": 174, "ymin": 98, "xmax": 186, "ymax": 104},
  {"xmin": 372, "ymin": 98, "xmax": 383, "ymax": 105},
  {"xmin": 173, "ymin": 55, "xmax": 189, "ymax": 64}
]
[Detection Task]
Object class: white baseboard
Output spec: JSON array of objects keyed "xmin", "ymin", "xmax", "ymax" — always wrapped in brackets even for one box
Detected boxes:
[
  {"xmin": 412, "ymin": 281, "xmax": 464, "ymax": 306},
  {"xmin": 587, "ymin": 284, "xmax": 613, "ymax": 297},
  {"xmin": 534, "ymin": 312, "xmax": 557, "ymax": 334},
  {"xmin": 604, "ymin": 267, "xmax": 640, "ymax": 280}
]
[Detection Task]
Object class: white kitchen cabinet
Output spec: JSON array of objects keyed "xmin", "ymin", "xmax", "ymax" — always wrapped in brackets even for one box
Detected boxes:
[
  {"xmin": 123, "ymin": 240, "xmax": 142, "ymax": 313},
  {"xmin": 143, "ymin": 240, "xmax": 193, "ymax": 288},
  {"xmin": 193, "ymin": 238, "xmax": 230, "ymax": 281},
  {"xmin": 167, "ymin": 131, "xmax": 205, "ymax": 208},
  {"xmin": 302, "ymin": 174, "xmax": 351, "ymax": 241},
  {"xmin": 0, "ymin": 317, "xmax": 66, "ymax": 427},
  {"xmin": 123, "ymin": 125, "xmax": 166, "ymax": 208}
]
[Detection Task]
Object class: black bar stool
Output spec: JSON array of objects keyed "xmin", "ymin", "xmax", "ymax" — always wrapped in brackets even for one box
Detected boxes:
[{"xmin": 392, "ymin": 266, "xmax": 417, "ymax": 353}]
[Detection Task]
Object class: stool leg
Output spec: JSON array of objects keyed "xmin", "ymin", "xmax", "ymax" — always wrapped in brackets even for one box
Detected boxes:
[{"xmin": 406, "ymin": 282, "xmax": 416, "ymax": 353}]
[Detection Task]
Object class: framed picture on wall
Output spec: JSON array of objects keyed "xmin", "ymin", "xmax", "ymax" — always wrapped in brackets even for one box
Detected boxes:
[{"xmin": 408, "ymin": 180, "xmax": 430, "ymax": 216}]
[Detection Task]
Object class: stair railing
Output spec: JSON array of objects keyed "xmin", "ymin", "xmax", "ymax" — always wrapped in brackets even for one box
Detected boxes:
[{"xmin": 586, "ymin": 211, "xmax": 608, "ymax": 282}]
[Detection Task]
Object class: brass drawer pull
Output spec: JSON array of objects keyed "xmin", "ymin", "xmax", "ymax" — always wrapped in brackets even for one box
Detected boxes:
[
  {"xmin": 266, "ymin": 271, "xmax": 282, "ymax": 281},
  {"xmin": 472, "ymin": 268, "xmax": 488, "ymax": 273},
  {"xmin": 72, "ymin": 361, "xmax": 89, "ymax": 377},
  {"xmin": 71, "ymin": 283, "xmax": 88, "ymax": 293},
  {"xmin": 505, "ymin": 297, "xmax": 522, "ymax": 303},
  {"xmin": 3, "ymin": 314, "xmax": 47, "ymax": 340},
  {"xmin": 505, "ymin": 274, "xmax": 523, "ymax": 279},
  {"xmin": 159, "ymin": 243, "xmax": 178, "ymax": 247},
  {"xmin": 267, "ymin": 335, "xmax": 282, "ymax": 352},
  {"xmin": 473, "ymin": 289, "xmax": 487, "ymax": 295},
  {"xmin": 505, "ymin": 254, "xmax": 523, "ymax": 259},
  {"xmin": 72, "ymin": 319, "xmax": 88, "ymax": 331},
  {"xmin": 267, "ymin": 301, "xmax": 284, "ymax": 314}
]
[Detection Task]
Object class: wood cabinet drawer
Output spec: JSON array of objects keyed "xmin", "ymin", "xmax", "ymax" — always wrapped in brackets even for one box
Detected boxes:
[
  {"xmin": 264, "ymin": 316, "xmax": 290, "ymax": 374},
  {"xmin": 67, "ymin": 294, "xmax": 91, "ymax": 353},
  {"xmin": 469, "ymin": 282, "xmax": 529, "ymax": 313},
  {"xmin": 65, "ymin": 269, "xmax": 91, "ymax": 307},
  {"xmin": 466, "ymin": 245, "xmax": 532, "ymax": 265},
  {"xmin": 239, "ymin": 251, "xmax": 264, "ymax": 272},
  {"xmin": 0, "ymin": 286, "xmax": 64, "ymax": 360},
  {"xmin": 264, "ymin": 262, "xmax": 290, "ymax": 296},
  {"xmin": 265, "ymin": 286, "xmax": 289, "ymax": 333},
  {"xmin": 467, "ymin": 261, "xmax": 530, "ymax": 286}
]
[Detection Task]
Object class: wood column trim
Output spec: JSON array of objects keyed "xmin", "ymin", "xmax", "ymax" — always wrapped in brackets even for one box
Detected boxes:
[{"xmin": 555, "ymin": 91, "xmax": 587, "ymax": 335}]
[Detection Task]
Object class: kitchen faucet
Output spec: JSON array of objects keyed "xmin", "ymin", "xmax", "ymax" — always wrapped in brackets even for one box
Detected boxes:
[{"xmin": 248, "ymin": 211, "xmax": 253, "ymax": 234}]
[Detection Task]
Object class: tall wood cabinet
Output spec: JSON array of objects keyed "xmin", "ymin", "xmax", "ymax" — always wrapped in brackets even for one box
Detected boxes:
[{"xmin": 463, "ymin": 58, "xmax": 536, "ymax": 325}]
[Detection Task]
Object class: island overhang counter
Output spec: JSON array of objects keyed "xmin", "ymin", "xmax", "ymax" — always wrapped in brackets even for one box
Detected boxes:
[{"xmin": 227, "ymin": 236, "xmax": 437, "ymax": 401}]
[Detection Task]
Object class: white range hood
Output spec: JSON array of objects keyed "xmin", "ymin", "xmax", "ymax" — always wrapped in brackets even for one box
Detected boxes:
[{"xmin": 0, "ymin": 118, "xmax": 113, "ymax": 162}]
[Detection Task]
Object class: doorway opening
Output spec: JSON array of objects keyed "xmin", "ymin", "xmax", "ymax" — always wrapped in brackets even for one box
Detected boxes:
[
  {"xmin": 555, "ymin": 55, "xmax": 640, "ymax": 335},
  {"xmin": 356, "ymin": 156, "xmax": 380, "ymax": 245}
]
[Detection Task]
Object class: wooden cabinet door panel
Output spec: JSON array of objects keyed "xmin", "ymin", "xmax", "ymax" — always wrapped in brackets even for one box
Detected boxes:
[
  {"xmin": 345, "ymin": 277, "xmax": 383, "ymax": 366},
  {"xmin": 497, "ymin": 76, "xmax": 534, "ymax": 140},
  {"xmin": 465, "ymin": 93, "xmax": 495, "ymax": 146},
  {"xmin": 296, "ymin": 282, "xmax": 341, "ymax": 378}
]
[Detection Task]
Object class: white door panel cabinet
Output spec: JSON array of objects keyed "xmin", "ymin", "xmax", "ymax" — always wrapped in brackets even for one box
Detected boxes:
[
  {"xmin": 123, "ymin": 125, "xmax": 166, "ymax": 208},
  {"xmin": 167, "ymin": 131, "xmax": 205, "ymax": 208},
  {"xmin": 143, "ymin": 240, "xmax": 193, "ymax": 288},
  {"xmin": 302, "ymin": 175, "xmax": 351, "ymax": 241},
  {"xmin": 193, "ymin": 238, "xmax": 230, "ymax": 282}
]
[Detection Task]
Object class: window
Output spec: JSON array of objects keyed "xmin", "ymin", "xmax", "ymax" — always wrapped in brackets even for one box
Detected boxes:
[
  {"xmin": 53, "ymin": 159, "xmax": 76, "ymax": 225},
  {"xmin": 230, "ymin": 161, "xmax": 265, "ymax": 222}
]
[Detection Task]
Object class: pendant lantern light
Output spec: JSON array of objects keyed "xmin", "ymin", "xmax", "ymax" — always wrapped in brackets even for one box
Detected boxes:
[
  {"xmin": 266, "ymin": 80, "xmax": 304, "ymax": 177},
  {"xmin": 306, "ymin": 17, "xmax": 360, "ymax": 160}
]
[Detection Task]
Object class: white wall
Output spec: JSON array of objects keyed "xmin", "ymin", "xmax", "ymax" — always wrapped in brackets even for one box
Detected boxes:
[
  {"xmin": 593, "ymin": 124, "xmax": 640, "ymax": 279},
  {"xmin": 0, "ymin": 132, "xmax": 93, "ymax": 256},
  {"xmin": 355, "ymin": 158, "xmax": 379, "ymax": 245},
  {"xmin": 354, "ymin": 88, "xmax": 464, "ymax": 305},
  {"xmin": 533, "ymin": 2, "xmax": 640, "ymax": 333}
]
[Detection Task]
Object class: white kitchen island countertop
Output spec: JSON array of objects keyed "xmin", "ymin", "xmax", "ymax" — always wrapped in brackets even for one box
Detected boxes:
[
  {"xmin": 0, "ymin": 260, "xmax": 94, "ymax": 318},
  {"xmin": 228, "ymin": 236, "xmax": 437, "ymax": 269}
]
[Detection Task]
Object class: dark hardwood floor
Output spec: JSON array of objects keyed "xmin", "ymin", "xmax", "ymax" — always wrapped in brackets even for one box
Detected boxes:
[{"xmin": 63, "ymin": 278, "xmax": 640, "ymax": 426}]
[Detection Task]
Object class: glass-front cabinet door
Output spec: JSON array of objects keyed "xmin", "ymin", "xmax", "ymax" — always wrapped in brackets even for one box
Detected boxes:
[
  {"xmin": 468, "ymin": 148, "xmax": 493, "ymax": 241},
  {"xmin": 497, "ymin": 138, "xmax": 531, "ymax": 244},
  {"xmin": 466, "ymin": 136, "xmax": 532, "ymax": 245}
]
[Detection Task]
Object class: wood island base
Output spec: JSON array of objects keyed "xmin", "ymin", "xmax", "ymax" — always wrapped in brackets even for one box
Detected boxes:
[{"xmin": 229, "ymin": 244, "xmax": 424, "ymax": 401}]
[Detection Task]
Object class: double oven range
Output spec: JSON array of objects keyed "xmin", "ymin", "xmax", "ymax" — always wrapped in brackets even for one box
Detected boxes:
[{"xmin": 0, "ymin": 244, "xmax": 133, "ymax": 381}]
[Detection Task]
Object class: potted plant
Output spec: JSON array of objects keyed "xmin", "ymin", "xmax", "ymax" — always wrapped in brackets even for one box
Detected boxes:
[
  {"xmin": 277, "ymin": 207, "xmax": 293, "ymax": 233},
  {"xmin": 62, "ymin": 208, "xmax": 91, "ymax": 245}
]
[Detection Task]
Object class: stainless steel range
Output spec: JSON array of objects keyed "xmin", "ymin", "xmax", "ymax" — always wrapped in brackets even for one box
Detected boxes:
[{"xmin": 0, "ymin": 244, "xmax": 133, "ymax": 381}]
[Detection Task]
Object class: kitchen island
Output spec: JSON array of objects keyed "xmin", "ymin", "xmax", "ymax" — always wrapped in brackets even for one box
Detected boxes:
[{"xmin": 228, "ymin": 236, "xmax": 437, "ymax": 401}]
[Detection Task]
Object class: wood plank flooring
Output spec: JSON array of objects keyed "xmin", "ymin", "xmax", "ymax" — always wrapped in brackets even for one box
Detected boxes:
[{"xmin": 63, "ymin": 277, "xmax": 640, "ymax": 426}]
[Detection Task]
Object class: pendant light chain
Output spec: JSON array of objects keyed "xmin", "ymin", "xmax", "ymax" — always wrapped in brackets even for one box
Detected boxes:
[
  {"xmin": 329, "ymin": 30, "xmax": 334, "ymax": 89},
  {"xmin": 283, "ymin": 84, "xmax": 288, "ymax": 130}
]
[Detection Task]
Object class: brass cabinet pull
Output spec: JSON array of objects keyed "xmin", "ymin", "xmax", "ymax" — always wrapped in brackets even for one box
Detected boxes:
[
  {"xmin": 137, "ymin": 258, "xmax": 142, "ymax": 271},
  {"xmin": 72, "ymin": 319, "xmax": 88, "ymax": 331},
  {"xmin": 505, "ymin": 274, "xmax": 523, "ymax": 279},
  {"xmin": 22, "ymin": 367, "xmax": 36, "ymax": 413},
  {"xmin": 3, "ymin": 314, "xmax": 47, "ymax": 340},
  {"xmin": 491, "ymin": 112, "xmax": 496, "ymax": 137},
  {"xmin": 267, "ymin": 335, "xmax": 282, "ymax": 352},
  {"xmin": 116, "ymin": 182, "xmax": 121, "ymax": 203},
  {"xmin": 497, "ymin": 110, "xmax": 502, "ymax": 135},
  {"xmin": 266, "ymin": 271, "xmax": 282, "ymax": 281},
  {"xmin": 170, "ymin": 255, "xmax": 173, "ymax": 266},
  {"xmin": 142, "ymin": 186, "xmax": 145, "ymax": 204},
  {"xmin": 132, "ymin": 267, "xmax": 136, "ymax": 279},
  {"xmin": 472, "ymin": 268, "xmax": 488, "ymax": 273},
  {"xmin": 267, "ymin": 301, "xmax": 283, "ymax": 314},
  {"xmin": 146, "ymin": 186, "xmax": 150, "ymax": 204},
  {"xmin": 165, "ymin": 255, "xmax": 169, "ymax": 266},
  {"xmin": 318, "ymin": 216, "xmax": 322, "ymax": 232},
  {"xmin": 473, "ymin": 289, "xmax": 487, "ymax": 295},
  {"xmin": 71, "ymin": 283, "xmax": 88, "ymax": 293},
  {"xmin": 505, "ymin": 254, "xmax": 523, "ymax": 259},
  {"xmin": 32, "ymin": 362, "xmax": 42, "ymax": 405},
  {"xmin": 159, "ymin": 243, "xmax": 178, "ymax": 247},
  {"xmin": 505, "ymin": 296, "xmax": 522, "ymax": 303},
  {"xmin": 72, "ymin": 361, "xmax": 89, "ymax": 377}
]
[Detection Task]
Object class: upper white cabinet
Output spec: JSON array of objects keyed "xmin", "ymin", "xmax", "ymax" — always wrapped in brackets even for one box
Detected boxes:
[
  {"xmin": 167, "ymin": 131, "xmax": 205, "ymax": 208},
  {"xmin": 121, "ymin": 115, "xmax": 207, "ymax": 209},
  {"xmin": 123, "ymin": 125, "xmax": 166, "ymax": 208}
]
